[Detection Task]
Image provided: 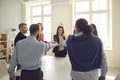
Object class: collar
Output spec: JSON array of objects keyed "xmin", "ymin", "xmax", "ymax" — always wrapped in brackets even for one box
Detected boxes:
[
  {"xmin": 74, "ymin": 32, "xmax": 83, "ymax": 37},
  {"xmin": 28, "ymin": 36, "xmax": 37, "ymax": 40}
]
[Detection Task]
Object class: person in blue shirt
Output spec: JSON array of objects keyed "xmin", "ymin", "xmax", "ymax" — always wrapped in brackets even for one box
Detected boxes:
[
  {"xmin": 62, "ymin": 18, "xmax": 108, "ymax": 80},
  {"xmin": 8, "ymin": 24, "xmax": 58, "ymax": 80}
]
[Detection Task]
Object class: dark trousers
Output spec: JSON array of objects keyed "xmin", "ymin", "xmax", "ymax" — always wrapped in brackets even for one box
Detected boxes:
[
  {"xmin": 20, "ymin": 68, "xmax": 43, "ymax": 80},
  {"xmin": 54, "ymin": 49, "xmax": 67, "ymax": 57}
]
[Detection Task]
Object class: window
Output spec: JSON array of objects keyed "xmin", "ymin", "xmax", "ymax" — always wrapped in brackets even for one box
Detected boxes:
[
  {"xmin": 31, "ymin": 5, "xmax": 51, "ymax": 42},
  {"xmin": 32, "ymin": 6, "xmax": 42, "ymax": 16},
  {"xmin": 74, "ymin": 0, "xmax": 112, "ymax": 50}
]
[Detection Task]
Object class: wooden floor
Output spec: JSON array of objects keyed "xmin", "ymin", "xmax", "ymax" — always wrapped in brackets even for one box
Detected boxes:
[{"xmin": 41, "ymin": 55, "xmax": 120, "ymax": 80}]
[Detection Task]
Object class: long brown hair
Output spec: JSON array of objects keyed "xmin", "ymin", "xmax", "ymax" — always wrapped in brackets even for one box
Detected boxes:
[
  {"xmin": 90, "ymin": 24, "xmax": 98, "ymax": 36},
  {"xmin": 37, "ymin": 23, "xmax": 43, "ymax": 31},
  {"xmin": 56, "ymin": 26, "xmax": 65, "ymax": 37}
]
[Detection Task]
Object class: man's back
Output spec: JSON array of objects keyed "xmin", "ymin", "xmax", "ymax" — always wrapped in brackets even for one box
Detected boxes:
[
  {"xmin": 16, "ymin": 36, "xmax": 46, "ymax": 70},
  {"xmin": 67, "ymin": 34, "xmax": 102, "ymax": 71}
]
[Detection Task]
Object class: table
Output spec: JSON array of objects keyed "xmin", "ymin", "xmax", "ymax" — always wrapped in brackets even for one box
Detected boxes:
[{"xmin": 41, "ymin": 55, "xmax": 71, "ymax": 80}]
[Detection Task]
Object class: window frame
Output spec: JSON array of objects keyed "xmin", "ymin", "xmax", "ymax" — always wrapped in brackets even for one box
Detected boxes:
[
  {"xmin": 74, "ymin": 0, "xmax": 112, "ymax": 50},
  {"xmin": 31, "ymin": 4, "xmax": 52, "ymax": 42}
]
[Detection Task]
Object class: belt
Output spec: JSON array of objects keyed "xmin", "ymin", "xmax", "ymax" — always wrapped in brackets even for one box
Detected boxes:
[{"xmin": 22, "ymin": 67, "xmax": 41, "ymax": 72}]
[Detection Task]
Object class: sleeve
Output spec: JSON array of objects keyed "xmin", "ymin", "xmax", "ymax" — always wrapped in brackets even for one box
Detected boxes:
[
  {"xmin": 8, "ymin": 44, "xmax": 18, "ymax": 77},
  {"xmin": 61, "ymin": 35, "xmax": 72, "ymax": 47},
  {"xmin": 53, "ymin": 35, "xmax": 57, "ymax": 42},
  {"xmin": 14, "ymin": 37, "xmax": 17, "ymax": 46},
  {"xmin": 38, "ymin": 33, "xmax": 44, "ymax": 41},
  {"xmin": 61, "ymin": 39, "xmax": 67, "ymax": 47},
  {"xmin": 100, "ymin": 43, "xmax": 108, "ymax": 76},
  {"xmin": 44, "ymin": 42, "xmax": 56, "ymax": 52}
]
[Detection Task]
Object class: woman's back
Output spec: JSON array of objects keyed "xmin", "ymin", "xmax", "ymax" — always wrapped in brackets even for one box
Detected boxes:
[{"xmin": 67, "ymin": 34, "xmax": 102, "ymax": 71}]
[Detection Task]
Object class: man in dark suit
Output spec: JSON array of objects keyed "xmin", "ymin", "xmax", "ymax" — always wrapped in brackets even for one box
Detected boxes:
[{"xmin": 14, "ymin": 23, "xmax": 28, "ymax": 46}]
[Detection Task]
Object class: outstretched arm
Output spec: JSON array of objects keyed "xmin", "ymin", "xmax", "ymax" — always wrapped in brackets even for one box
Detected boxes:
[{"xmin": 44, "ymin": 42, "xmax": 58, "ymax": 52}]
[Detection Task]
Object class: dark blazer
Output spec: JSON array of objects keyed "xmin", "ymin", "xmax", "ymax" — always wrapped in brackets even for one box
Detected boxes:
[
  {"xmin": 53, "ymin": 35, "xmax": 65, "ymax": 43},
  {"xmin": 14, "ymin": 32, "xmax": 27, "ymax": 46}
]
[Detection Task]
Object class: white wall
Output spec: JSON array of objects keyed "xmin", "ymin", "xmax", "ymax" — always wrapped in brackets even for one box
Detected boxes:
[
  {"xmin": 51, "ymin": 4, "xmax": 72, "ymax": 35},
  {"xmin": 0, "ymin": 0, "xmax": 22, "ymax": 32},
  {"xmin": 105, "ymin": 0, "xmax": 120, "ymax": 68}
]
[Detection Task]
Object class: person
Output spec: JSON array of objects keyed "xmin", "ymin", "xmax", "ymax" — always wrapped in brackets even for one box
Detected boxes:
[
  {"xmin": 53, "ymin": 26, "xmax": 67, "ymax": 57},
  {"xmin": 61, "ymin": 18, "xmax": 108, "ymax": 80},
  {"xmin": 37, "ymin": 23, "xmax": 44, "ymax": 41},
  {"xmin": 36, "ymin": 23, "xmax": 45, "ymax": 79},
  {"xmin": 14, "ymin": 23, "xmax": 28, "ymax": 80},
  {"xmin": 8, "ymin": 24, "xmax": 58, "ymax": 80},
  {"xmin": 90, "ymin": 23, "xmax": 98, "ymax": 36},
  {"xmin": 14, "ymin": 23, "xmax": 28, "ymax": 46}
]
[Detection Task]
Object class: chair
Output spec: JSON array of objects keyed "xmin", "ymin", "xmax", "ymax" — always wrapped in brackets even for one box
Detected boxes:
[
  {"xmin": 115, "ymin": 73, "xmax": 120, "ymax": 80},
  {"xmin": 0, "ymin": 60, "xmax": 9, "ymax": 80}
]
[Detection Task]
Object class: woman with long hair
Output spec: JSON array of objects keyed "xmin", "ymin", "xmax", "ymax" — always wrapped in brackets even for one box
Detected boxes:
[
  {"xmin": 53, "ymin": 26, "xmax": 67, "ymax": 57},
  {"xmin": 37, "ymin": 23, "xmax": 44, "ymax": 41},
  {"xmin": 62, "ymin": 18, "xmax": 108, "ymax": 80},
  {"xmin": 90, "ymin": 23, "xmax": 98, "ymax": 36}
]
